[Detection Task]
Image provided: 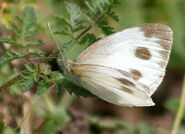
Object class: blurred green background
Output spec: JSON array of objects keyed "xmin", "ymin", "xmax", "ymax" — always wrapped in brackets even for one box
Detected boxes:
[{"xmin": 0, "ymin": 0, "xmax": 185, "ymax": 134}]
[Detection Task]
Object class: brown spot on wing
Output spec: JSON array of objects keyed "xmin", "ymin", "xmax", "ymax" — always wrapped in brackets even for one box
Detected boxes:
[
  {"xmin": 130, "ymin": 69, "xmax": 142, "ymax": 80},
  {"xmin": 155, "ymin": 40, "xmax": 172, "ymax": 50},
  {"xmin": 139, "ymin": 24, "xmax": 173, "ymax": 41},
  {"xmin": 116, "ymin": 78, "xmax": 135, "ymax": 87},
  {"xmin": 159, "ymin": 50, "xmax": 169, "ymax": 60},
  {"xmin": 135, "ymin": 47, "xmax": 151, "ymax": 60},
  {"xmin": 140, "ymin": 24, "xmax": 172, "ymax": 32}
]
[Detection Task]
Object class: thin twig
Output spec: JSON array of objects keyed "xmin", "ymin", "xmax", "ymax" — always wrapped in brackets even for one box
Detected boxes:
[
  {"xmin": 171, "ymin": 75, "xmax": 185, "ymax": 134},
  {"xmin": 43, "ymin": 84, "xmax": 56, "ymax": 113},
  {"xmin": 76, "ymin": 25, "xmax": 92, "ymax": 40},
  {"xmin": 47, "ymin": 22, "xmax": 65, "ymax": 61},
  {"xmin": 0, "ymin": 75, "xmax": 23, "ymax": 91},
  {"xmin": 15, "ymin": 96, "xmax": 41, "ymax": 132}
]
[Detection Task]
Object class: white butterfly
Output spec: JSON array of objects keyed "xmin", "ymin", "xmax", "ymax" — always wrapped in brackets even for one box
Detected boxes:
[{"xmin": 53, "ymin": 23, "xmax": 173, "ymax": 107}]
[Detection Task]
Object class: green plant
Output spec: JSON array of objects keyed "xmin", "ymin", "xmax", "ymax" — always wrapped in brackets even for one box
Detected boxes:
[
  {"xmin": 0, "ymin": 0, "xmax": 185, "ymax": 134},
  {"xmin": 0, "ymin": 0, "xmax": 119, "ymax": 97},
  {"xmin": 0, "ymin": 0, "xmax": 122, "ymax": 133}
]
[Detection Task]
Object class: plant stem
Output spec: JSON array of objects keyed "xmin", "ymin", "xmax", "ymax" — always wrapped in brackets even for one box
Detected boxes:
[
  {"xmin": 0, "ymin": 75, "xmax": 23, "ymax": 91},
  {"xmin": 15, "ymin": 95, "xmax": 41, "ymax": 132},
  {"xmin": 171, "ymin": 75, "xmax": 185, "ymax": 134},
  {"xmin": 43, "ymin": 85, "xmax": 56, "ymax": 113},
  {"xmin": 76, "ymin": 25, "xmax": 92, "ymax": 40}
]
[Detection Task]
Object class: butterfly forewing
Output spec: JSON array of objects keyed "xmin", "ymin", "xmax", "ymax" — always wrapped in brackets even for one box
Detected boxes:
[{"xmin": 72, "ymin": 23, "xmax": 173, "ymax": 106}]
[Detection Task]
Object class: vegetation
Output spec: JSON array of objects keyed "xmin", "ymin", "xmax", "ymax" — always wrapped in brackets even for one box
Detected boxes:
[{"xmin": 0, "ymin": 0, "xmax": 185, "ymax": 134}]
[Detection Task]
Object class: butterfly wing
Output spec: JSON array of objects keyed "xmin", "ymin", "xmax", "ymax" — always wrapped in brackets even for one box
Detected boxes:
[
  {"xmin": 72, "ymin": 64, "xmax": 154, "ymax": 106},
  {"xmin": 73, "ymin": 23, "xmax": 173, "ymax": 106}
]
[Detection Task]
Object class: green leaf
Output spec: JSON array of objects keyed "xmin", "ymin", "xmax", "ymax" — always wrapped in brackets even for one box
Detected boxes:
[
  {"xmin": 54, "ymin": 16, "xmax": 72, "ymax": 28},
  {"xmin": 18, "ymin": 78, "xmax": 35, "ymax": 92},
  {"xmin": 20, "ymin": 71, "xmax": 34, "ymax": 79},
  {"xmin": 23, "ymin": 5, "xmax": 36, "ymax": 28},
  {"xmin": 107, "ymin": 9, "xmax": 119, "ymax": 22},
  {"xmin": 80, "ymin": 33, "xmax": 98, "ymax": 46},
  {"xmin": 25, "ymin": 23, "xmax": 35, "ymax": 33},
  {"xmin": 72, "ymin": 24, "xmax": 86, "ymax": 33},
  {"xmin": 85, "ymin": 1, "xmax": 95, "ymax": 13},
  {"xmin": 54, "ymin": 30, "xmax": 71, "ymax": 36},
  {"xmin": 97, "ymin": 20, "xmax": 114, "ymax": 35},
  {"xmin": 43, "ymin": 122, "xmax": 57, "ymax": 134},
  {"xmin": 26, "ymin": 39, "xmax": 43, "ymax": 46},
  {"xmin": 63, "ymin": 79, "xmax": 95, "ymax": 98},
  {"xmin": 37, "ymin": 80, "xmax": 51, "ymax": 95},
  {"xmin": 24, "ymin": 29, "xmax": 39, "ymax": 38},
  {"xmin": 25, "ymin": 63, "xmax": 35, "ymax": 72},
  {"xmin": 28, "ymin": 48, "xmax": 45, "ymax": 57},
  {"xmin": 81, "ymin": 11, "xmax": 94, "ymax": 23},
  {"xmin": 25, "ymin": 63, "xmax": 38, "ymax": 73},
  {"xmin": 18, "ymin": 5, "xmax": 37, "ymax": 41},
  {"xmin": 39, "ymin": 63, "xmax": 51, "ymax": 75},
  {"xmin": 101, "ymin": 26, "xmax": 114, "ymax": 35},
  {"xmin": 65, "ymin": 2, "xmax": 81, "ymax": 27},
  {"xmin": 51, "ymin": 72, "xmax": 64, "ymax": 95},
  {"xmin": 62, "ymin": 41, "xmax": 75, "ymax": 54},
  {"xmin": 85, "ymin": 0, "xmax": 115, "ymax": 16},
  {"xmin": 1, "ymin": 37, "xmax": 20, "ymax": 46},
  {"xmin": 94, "ymin": 0, "xmax": 103, "ymax": 13},
  {"xmin": 33, "ymin": 73, "xmax": 39, "ymax": 82},
  {"xmin": 9, "ymin": 24, "xmax": 20, "ymax": 37},
  {"xmin": 101, "ymin": 0, "xmax": 110, "ymax": 10},
  {"xmin": 0, "ymin": 51, "xmax": 22, "ymax": 65},
  {"xmin": 15, "ymin": 16, "xmax": 22, "ymax": 25},
  {"xmin": 51, "ymin": 72, "xmax": 64, "ymax": 82},
  {"xmin": 1, "ymin": 5, "xmax": 43, "ymax": 48}
]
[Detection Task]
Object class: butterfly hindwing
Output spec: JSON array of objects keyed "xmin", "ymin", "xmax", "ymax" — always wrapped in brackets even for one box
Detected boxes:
[{"xmin": 72, "ymin": 64, "xmax": 154, "ymax": 106}]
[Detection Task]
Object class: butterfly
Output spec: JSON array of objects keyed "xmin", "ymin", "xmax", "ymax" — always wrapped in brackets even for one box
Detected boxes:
[{"xmin": 50, "ymin": 23, "xmax": 173, "ymax": 107}]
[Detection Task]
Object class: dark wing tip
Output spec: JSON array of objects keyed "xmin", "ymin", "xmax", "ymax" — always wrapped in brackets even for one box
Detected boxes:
[{"xmin": 138, "ymin": 23, "xmax": 173, "ymax": 42}]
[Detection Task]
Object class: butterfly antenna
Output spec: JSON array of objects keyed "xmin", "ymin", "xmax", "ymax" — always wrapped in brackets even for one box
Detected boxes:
[{"xmin": 47, "ymin": 21, "xmax": 65, "ymax": 61}]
